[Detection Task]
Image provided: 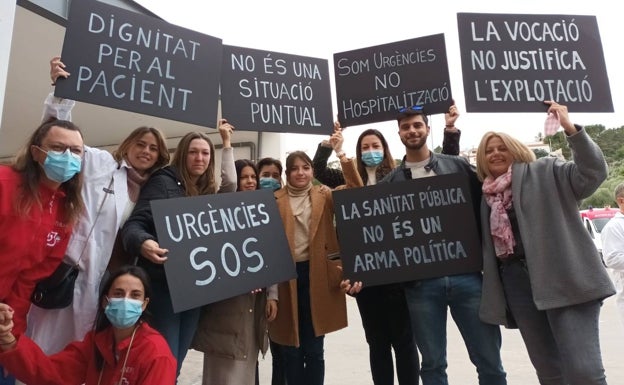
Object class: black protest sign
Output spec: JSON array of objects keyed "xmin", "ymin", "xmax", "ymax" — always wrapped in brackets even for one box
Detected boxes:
[
  {"xmin": 333, "ymin": 34, "xmax": 452, "ymax": 127},
  {"xmin": 457, "ymin": 13, "xmax": 613, "ymax": 113},
  {"xmin": 333, "ymin": 173, "xmax": 482, "ymax": 287},
  {"xmin": 151, "ymin": 189, "xmax": 296, "ymax": 313},
  {"xmin": 220, "ymin": 45, "xmax": 334, "ymax": 135},
  {"xmin": 55, "ymin": 0, "xmax": 223, "ymax": 126}
]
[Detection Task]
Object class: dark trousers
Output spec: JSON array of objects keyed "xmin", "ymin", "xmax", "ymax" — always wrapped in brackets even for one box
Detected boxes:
[
  {"xmin": 0, "ymin": 367, "xmax": 15, "ymax": 385},
  {"xmin": 281, "ymin": 261, "xmax": 325, "ymax": 385},
  {"xmin": 356, "ymin": 284, "xmax": 419, "ymax": 385}
]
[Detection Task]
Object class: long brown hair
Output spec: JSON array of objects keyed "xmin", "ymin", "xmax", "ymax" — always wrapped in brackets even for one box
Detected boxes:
[
  {"xmin": 170, "ymin": 132, "xmax": 216, "ymax": 196},
  {"xmin": 12, "ymin": 119, "xmax": 85, "ymax": 224},
  {"xmin": 355, "ymin": 129, "xmax": 395, "ymax": 184},
  {"xmin": 113, "ymin": 126, "xmax": 170, "ymax": 174}
]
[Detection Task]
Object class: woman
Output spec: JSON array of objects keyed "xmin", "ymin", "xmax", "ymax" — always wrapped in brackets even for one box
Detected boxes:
[
  {"xmin": 257, "ymin": 157, "xmax": 283, "ymax": 191},
  {"xmin": 0, "ymin": 118, "xmax": 84, "ymax": 385},
  {"xmin": 312, "ymin": 106, "xmax": 461, "ymax": 189},
  {"xmin": 121, "ymin": 123, "xmax": 236, "ymax": 377},
  {"xmin": 311, "ymin": 105, "xmax": 460, "ymax": 385},
  {"xmin": 0, "ymin": 265, "xmax": 176, "ymax": 384},
  {"xmin": 193, "ymin": 159, "xmax": 278, "ymax": 385},
  {"xmin": 269, "ymin": 151, "xmax": 359, "ymax": 385},
  {"xmin": 476, "ymin": 101, "xmax": 615, "ymax": 385},
  {"xmin": 26, "ymin": 57, "xmax": 171, "ymax": 356},
  {"xmin": 255, "ymin": 156, "xmax": 286, "ymax": 385}
]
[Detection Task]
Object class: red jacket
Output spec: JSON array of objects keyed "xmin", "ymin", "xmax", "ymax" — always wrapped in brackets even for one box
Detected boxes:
[
  {"xmin": 0, "ymin": 322, "xmax": 176, "ymax": 385},
  {"xmin": 0, "ymin": 166, "xmax": 72, "ymax": 334}
]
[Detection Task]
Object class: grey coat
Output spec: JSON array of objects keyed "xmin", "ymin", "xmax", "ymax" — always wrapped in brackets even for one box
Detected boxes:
[{"xmin": 479, "ymin": 128, "xmax": 616, "ymax": 328}]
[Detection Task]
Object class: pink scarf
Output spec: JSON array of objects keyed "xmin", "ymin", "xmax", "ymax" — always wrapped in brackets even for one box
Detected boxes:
[
  {"xmin": 126, "ymin": 167, "xmax": 149, "ymax": 203},
  {"xmin": 482, "ymin": 168, "xmax": 515, "ymax": 257}
]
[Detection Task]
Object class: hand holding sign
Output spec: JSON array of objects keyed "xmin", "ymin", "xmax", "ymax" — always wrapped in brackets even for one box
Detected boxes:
[
  {"xmin": 50, "ymin": 56, "xmax": 70, "ymax": 86},
  {"xmin": 140, "ymin": 239, "xmax": 169, "ymax": 264}
]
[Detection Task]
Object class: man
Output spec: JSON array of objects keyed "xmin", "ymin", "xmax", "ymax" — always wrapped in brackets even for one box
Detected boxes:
[
  {"xmin": 379, "ymin": 105, "xmax": 507, "ymax": 385},
  {"xmin": 599, "ymin": 182, "xmax": 624, "ymax": 327}
]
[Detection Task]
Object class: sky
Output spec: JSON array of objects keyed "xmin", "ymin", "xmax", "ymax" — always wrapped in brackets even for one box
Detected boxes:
[{"xmin": 134, "ymin": 0, "xmax": 622, "ymax": 159}]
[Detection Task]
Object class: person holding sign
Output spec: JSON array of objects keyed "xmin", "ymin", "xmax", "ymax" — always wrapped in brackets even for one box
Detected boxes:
[
  {"xmin": 380, "ymin": 105, "xmax": 507, "ymax": 385},
  {"xmin": 26, "ymin": 57, "xmax": 172, "ymax": 359},
  {"xmin": 0, "ymin": 265, "xmax": 176, "ymax": 385},
  {"xmin": 314, "ymin": 105, "xmax": 460, "ymax": 385},
  {"xmin": 192, "ymin": 159, "xmax": 278, "ymax": 385},
  {"xmin": 476, "ymin": 101, "xmax": 614, "ymax": 385},
  {"xmin": 268, "ymin": 151, "xmax": 360, "ymax": 385},
  {"xmin": 0, "ymin": 118, "xmax": 85, "ymax": 385},
  {"xmin": 121, "ymin": 123, "xmax": 237, "ymax": 378},
  {"xmin": 312, "ymin": 107, "xmax": 461, "ymax": 189}
]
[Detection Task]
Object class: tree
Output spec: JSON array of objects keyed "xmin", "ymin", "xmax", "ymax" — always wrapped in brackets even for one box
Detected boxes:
[{"xmin": 532, "ymin": 148, "xmax": 549, "ymax": 159}]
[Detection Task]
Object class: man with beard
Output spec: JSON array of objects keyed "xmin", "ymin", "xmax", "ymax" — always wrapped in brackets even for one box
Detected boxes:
[{"xmin": 379, "ymin": 105, "xmax": 507, "ymax": 385}]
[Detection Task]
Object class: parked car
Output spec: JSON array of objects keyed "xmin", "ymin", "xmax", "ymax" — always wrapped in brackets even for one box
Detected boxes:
[{"xmin": 580, "ymin": 207, "xmax": 617, "ymax": 260}]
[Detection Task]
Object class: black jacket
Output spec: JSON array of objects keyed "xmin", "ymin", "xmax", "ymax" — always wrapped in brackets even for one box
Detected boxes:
[{"xmin": 121, "ymin": 166, "xmax": 185, "ymax": 279}]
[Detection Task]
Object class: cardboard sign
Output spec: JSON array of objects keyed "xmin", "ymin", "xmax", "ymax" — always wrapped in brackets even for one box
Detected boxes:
[
  {"xmin": 151, "ymin": 189, "xmax": 296, "ymax": 312},
  {"xmin": 333, "ymin": 173, "xmax": 482, "ymax": 287},
  {"xmin": 334, "ymin": 34, "xmax": 452, "ymax": 127},
  {"xmin": 457, "ymin": 13, "xmax": 613, "ymax": 113},
  {"xmin": 220, "ymin": 45, "xmax": 334, "ymax": 135},
  {"xmin": 55, "ymin": 0, "xmax": 223, "ymax": 126}
]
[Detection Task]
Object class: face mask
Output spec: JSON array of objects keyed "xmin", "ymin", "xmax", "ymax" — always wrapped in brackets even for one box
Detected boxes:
[
  {"xmin": 259, "ymin": 177, "xmax": 281, "ymax": 191},
  {"xmin": 42, "ymin": 149, "xmax": 82, "ymax": 183},
  {"xmin": 105, "ymin": 297, "xmax": 143, "ymax": 329},
  {"xmin": 361, "ymin": 150, "xmax": 384, "ymax": 167}
]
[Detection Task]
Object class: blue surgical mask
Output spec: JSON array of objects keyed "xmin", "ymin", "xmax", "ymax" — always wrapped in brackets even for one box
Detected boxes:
[
  {"xmin": 105, "ymin": 297, "xmax": 143, "ymax": 329},
  {"xmin": 259, "ymin": 177, "xmax": 281, "ymax": 191},
  {"xmin": 361, "ymin": 150, "xmax": 384, "ymax": 167},
  {"xmin": 42, "ymin": 149, "xmax": 82, "ymax": 183}
]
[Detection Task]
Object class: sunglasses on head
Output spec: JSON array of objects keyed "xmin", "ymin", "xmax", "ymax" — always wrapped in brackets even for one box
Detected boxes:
[{"xmin": 398, "ymin": 105, "xmax": 425, "ymax": 113}]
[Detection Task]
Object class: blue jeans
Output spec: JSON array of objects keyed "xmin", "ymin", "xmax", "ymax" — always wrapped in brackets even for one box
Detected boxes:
[
  {"xmin": 500, "ymin": 259, "xmax": 607, "ymax": 385},
  {"xmin": 356, "ymin": 284, "xmax": 419, "ymax": 385},
  {"xmin": 149, "ymin": 277, "xmax": 201, "ymax": 378},
  {"xmin": 281, "ymin": 261, "xmax": 325, "ymax": 385},
  {"xmin": 404, "ymin": 273, "xmax": 506, "ymax": 385}
]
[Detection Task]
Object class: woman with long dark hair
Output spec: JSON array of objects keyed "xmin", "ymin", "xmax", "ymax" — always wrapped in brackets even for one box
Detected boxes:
[{"xmin": 0, "ymin": 265, "xmax": 176, "ymax": 384}]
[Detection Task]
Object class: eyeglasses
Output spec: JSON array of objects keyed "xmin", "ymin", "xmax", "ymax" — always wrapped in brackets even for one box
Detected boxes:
[
  {"xmin": 398, "ymin": 105, "xmax": 425, "ymax": 113},
  {"xmin": 37, "ymin": 145, "xmax": 83, "ymax": 159}
]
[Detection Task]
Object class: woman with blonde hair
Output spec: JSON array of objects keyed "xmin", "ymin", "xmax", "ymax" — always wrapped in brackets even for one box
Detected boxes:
[{"xmin": 476, "ymin": 101, "xmax": 614, "ymax": 385}]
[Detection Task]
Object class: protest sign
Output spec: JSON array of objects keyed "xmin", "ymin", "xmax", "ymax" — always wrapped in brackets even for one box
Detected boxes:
[
  {"xmin": 334, "ymin": 34, "xmax": 452, "ymax": 127},
  {"xmin": 55, "ymin": 0, "xmax": 223, "ymax": 126},
  {"xmin": 457, "ymin": 13, "xmax": 613, "ymax": 113},
  {"xmin": 220, "ymin": 45, "xmax": 334, "ymax": 134},
  {"xmin": 151, "ymin": 189, "xmax": 296, "ymax": 312},
  {"xmin": 333, "ymin": 173, "xmax": 482, "ymax": 286}
]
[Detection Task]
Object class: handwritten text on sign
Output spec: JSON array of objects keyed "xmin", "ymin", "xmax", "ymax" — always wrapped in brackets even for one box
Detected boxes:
[
  {"xmin": 151, "ymin": 189, "xmax": 295, "ymax": 312},
  {"xmin": 220, "ymin": 45, "xmax": 333, "ymax": 134},
  {"xmin": 332, "ymin": 174, "xmax": 482, "ymax": 287},
  {"xmin": 457, "ymin": 13, "xmax": 613, "ymax": 113},
  {"xmin": 333, "ymin": 34, "xmax": 452, "ymax": 127},
  {"xmin": 55, "ymin": 0, "xmax": 223, "ymax": 126}
]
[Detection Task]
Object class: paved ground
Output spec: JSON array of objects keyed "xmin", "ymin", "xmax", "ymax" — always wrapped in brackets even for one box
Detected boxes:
[{"xmin": 180, "ymin": 294, "xmax": 624, "ymax": 385}]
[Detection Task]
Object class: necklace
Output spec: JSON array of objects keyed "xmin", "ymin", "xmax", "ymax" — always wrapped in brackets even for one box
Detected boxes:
[{"xmin": 96, "ymin": 325, "xmax": 139, "ymax": 385}]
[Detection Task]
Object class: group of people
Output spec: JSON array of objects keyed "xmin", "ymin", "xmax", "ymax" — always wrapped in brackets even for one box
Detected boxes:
[{"xmin": 0, "ymin": 56, "xmax": 616, "ymax": 385}]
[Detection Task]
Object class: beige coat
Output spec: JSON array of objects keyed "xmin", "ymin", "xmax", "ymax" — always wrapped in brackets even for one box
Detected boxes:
[{"xmin": 268, "ymin": 185, "xmax": 347, "ymax": 347}]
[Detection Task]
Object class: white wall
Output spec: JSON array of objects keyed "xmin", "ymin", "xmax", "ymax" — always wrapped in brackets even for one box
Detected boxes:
[{"xmin": 0, "ymin": 1, "xmax": 17, "ymax": 131}]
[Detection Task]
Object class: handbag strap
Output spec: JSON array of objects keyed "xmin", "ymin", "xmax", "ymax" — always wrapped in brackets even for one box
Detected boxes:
[{"xmin": 72, "ymin": 176, "xmax": 115, "ymax": 267}]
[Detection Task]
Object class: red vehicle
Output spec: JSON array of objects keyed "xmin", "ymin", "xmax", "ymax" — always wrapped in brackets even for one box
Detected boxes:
[{"xmin": 579, "ymin": 207, "xmax": 617, "ymax": 258}]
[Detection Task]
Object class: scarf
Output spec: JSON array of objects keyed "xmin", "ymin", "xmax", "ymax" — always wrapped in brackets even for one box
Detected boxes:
[
  {"xmin": 126, "ymin": 166, "xmax": 149, "ymax": 203},
  {"xmin": 286, "ymin": 181, "xmax": 313, "ymax": 262},
  {"xmin": 482, "ymin": 167, "xmax": 515, "ymax": 257}
]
